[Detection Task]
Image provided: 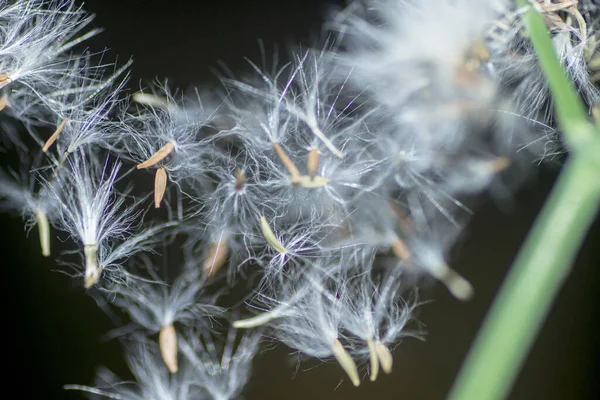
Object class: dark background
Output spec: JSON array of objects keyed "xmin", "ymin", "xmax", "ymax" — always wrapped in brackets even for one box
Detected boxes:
[{"xmin": 3, "ymin": 1, "xmax": 599, "ymax": 399}]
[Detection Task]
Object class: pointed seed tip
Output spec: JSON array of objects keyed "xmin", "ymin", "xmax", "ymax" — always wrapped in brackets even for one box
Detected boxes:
[{"xmin": 159, "ymin": 324, "xmax": 179, "ymax": 374}]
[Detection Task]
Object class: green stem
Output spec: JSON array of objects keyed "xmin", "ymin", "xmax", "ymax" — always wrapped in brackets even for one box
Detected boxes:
[
  {"xmin": 449, "ymin": 2, "xmax": 600, "ymax": 399},
  {"xmin": 448, "ymin": 156, "xmax": 600, "ymax": 400},
  {"xmin": 515, "ymin": 0, "xmax": 594, "ymax": 146}
]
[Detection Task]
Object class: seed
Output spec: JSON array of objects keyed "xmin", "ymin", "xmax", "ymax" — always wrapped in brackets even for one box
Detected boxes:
[
  {"xmin": 137, "ymin": 140, "xmax": 176, "ymax": 169},
  {"xmin": 42, "ymin": 118, "xmax": 70, "ymax": 152},
  {"xmin": 154, "ymin": 167, "xmax": 168, "ymax": 208},
  {"xmin": 159, "ymin": 324, "xmax": 178, "ymax": 373}
]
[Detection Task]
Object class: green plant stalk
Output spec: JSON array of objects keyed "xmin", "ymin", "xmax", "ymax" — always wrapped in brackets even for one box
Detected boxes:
[
  {"xmin": 516, "ymin": 0, "xmax": 594, "ymax": 146},
  {"xmin": 448, "ymin": 1, "xmax": 600, "ymax": 399},
  {"xmin": 448, "ymin": 156, "xmax": 600, "ymax": 400}
]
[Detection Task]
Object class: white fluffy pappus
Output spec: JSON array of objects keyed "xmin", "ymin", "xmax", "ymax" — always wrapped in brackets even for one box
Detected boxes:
[
  {"xmin": 65, "ymin": 341, "xmax": 202, "ymax": 400},
  {"xmin": 179, "ymin": 326, "xmax": 262, "ymax": 400},
  {"xmin": 108, "ymin": 267, "xmax": 225, "ymax": 336},
  {"xmin": 106, "ymin": 265, "xmax": 225, "ymax": 373},
  {"xmin": 267, "ymin": 264, "xmax": 364, "ymax": 386},
  {"xmin": 0, "ymin": 161, "xmax": 60, "ymax": 256},
  {"xmin": 489, "ymin": 1, "xmax": 599, "ymax": 123},
  {"xmin": 247, "ymin": 213, "xmax": 346, "ymax": 282},
  {"xmin": 48, "ymin": 150, "xmax": 139, "ymax": 288},
  {"xmin": 0, "ymin": 0, "xmax": 102, "ymax": 99},
  {"xmin": 121, "ymin": 86, "xmax": 220, "ymax": 201},
  {"xmin": 331, "ymin": 0, "xmax": 505, "ymax": 143},
  {"xmin": 40, "ymin": 61, "xmax": 132, "ymax": 159},
  {"xmin": 332, "ymin": 263, "xmax": 420, "ymax": 381}
]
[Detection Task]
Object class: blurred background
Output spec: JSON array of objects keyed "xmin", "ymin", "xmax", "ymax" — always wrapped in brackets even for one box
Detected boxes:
[{"xmin": 2, "ymin": 0, "xmax": 599, "ymax": 399}]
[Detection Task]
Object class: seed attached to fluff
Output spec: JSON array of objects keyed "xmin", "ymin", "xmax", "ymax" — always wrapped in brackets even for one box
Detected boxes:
[
  {"xmin": 461, "ymin": 38, "xmax": 490, "ymax": 75},
  {"xmin": 567, "ymin": 6, "xmax": 587, "ymax": 41},
  {"xmin": 260, "ymin": 216, "xmax": 286, "ymax": 254},
  {"xmin": 306, "ymin": 121, "xmax": 344, "ymax": 158},
  {"xmin": 375, "ymin": 342, "xmax": 393, "ymax": 374},
  {"xmin": 297, "ymin": 174, "xmax": 329, "ymax": 188},
  {"xmin": 154, "ymin": 167, "xmax": 168, "ymax": 208},
  {"xmin": 272, "ymin": 142, "xmax": 301, "ymax": 183},
  {"xmin": 83, "ymin": 243, "xmax": 102, "ymax": 288},
  {"xmin": 0, "ymin": 73, "xmax": 11, "ymax": 89},
  {"xmin": 0, "ymin": 96, "xmax": 7, "ymax": 111},
  {"xmin": 37, "ymin": 211, "xmax": 51, "ymax": 257},
  {"xmin": 391, "ymin": 237, "xmax": 411, "ymax": 260},
  {"xmin": 367, "ymin": 337, "xmax": 379, "ymax": 381},
  {"xmin": 389, "ymin": 202, "xmax": 415, "ymax": 232},
  {"xmin": 488, "ymin": 157, "xmax": 510, "ymax": 174},
  {"xmin": 133, "ymin": 92, "xmax": 171, "ymax": 109},
  {"xmin": 232, "ymin": 308, "xmax": 284, "ymax": 329},
  {"xmin": 137, "ymin": 140, "xmax": 176, "ymax": 169},
  {"xmin": 234, "ymin": 169, "xmax": 246, "ymax": 191},
  {"xmin": 429, "ymin": 262, "xmax": 474, "ymax": 301},
  {"xmin": 307, "ymin": 148, "xmax": 319, "ymax": 178},
  {"xmin": 159, "ymin": 324, "xmax": 178, "ymax": 373},
  {"xmin": 332, "ymin": 339, "xmax": 360, "ymax": 387},
  {"xmin": 42, "ymin": 118, "xmax": 69, "ymax": 152},
  {"xmin": 203, "ymin": 237, "xmax": 229, "ymax": 278}
]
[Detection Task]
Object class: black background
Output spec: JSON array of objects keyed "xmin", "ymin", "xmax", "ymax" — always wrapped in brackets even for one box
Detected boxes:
[{"xmin": 3, "ymin": 1, "xmax": 600, "ymax": 399}]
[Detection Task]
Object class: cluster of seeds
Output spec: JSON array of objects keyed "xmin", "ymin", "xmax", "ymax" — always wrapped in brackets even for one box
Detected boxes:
[{"xmin": 1, "ymin": 0, "xmax": 598, "ymax": 398}]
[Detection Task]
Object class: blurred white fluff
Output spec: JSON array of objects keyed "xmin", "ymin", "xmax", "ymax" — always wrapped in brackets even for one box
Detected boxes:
[
  {"xmin": 333, "ymin": 0, "xmax": 503, "ymax": 118},
  {"xmin": 179, "ymin": 327, "xmax": 261, "ymax": 400},
  {"xmin": 489, "ymin": 1, "xmax": 599, "ymax": 123},
  {"xmin": 65, "ymin": 341, "xmax": 203, "ymax": 400},
  {"xmin": 6, "ymin": 0, "xmax": 596, "ymax": 395},
  {"xmin": 108, "ymin": 267, "xmax": 224, "ymax": 336},
  {"xmin": 0, "ymin": 154, "xmax": 60, "ymax": 256},
  {"xmin": 121, "ymin": 85, "xmax": 219, "ymax": 189}
]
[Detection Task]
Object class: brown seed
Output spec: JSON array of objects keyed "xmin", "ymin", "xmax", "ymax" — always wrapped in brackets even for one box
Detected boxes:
[
  {"xmin": 0, "ymin": 73, "xmax": 11, "ymax": 89},
  {"xmin": 472, "ymin": 38, "xmax": 490, "ymax": 62},
  {"xmin": 389, "ymin": 202, "xmax": 415, "ymax": 232},
  {"xmin": 391, "ymin": 237, "xmax": 411, "ymax": 260},
  {"xmin": 154, "ymin": 167, "xmax": 168, "ymax": 208},
  {"xmin": 137, "ymin": 140, "xmax": 176, "ymax": 169},
  {"xmin": 42, "ymin": 118, "xmax": 69, "ymax": 152},
  {"xmin": 234, "ymin": 169, "xmax": 246, "ymax": 191},
  {"xmin": 203, "ymin": 238, "xmax": 229, "ymax": 278},
  {"xmin": 455, "ymin": 63, "xmax": 481, "ymax": 87},
  {"xmin": 307, "ymin": 148, "xmax": 319, "ymax": 178},
  {"xmin": 488, "ymin": 157, "xmax": 510, "ymax": 174},
  {"xmin": 272, "ymin": 142, "xmax": 301, "ymax": 183},
  {"xmin": 159, "ymin": 324, "xmax": 178, "ymax": 373}
]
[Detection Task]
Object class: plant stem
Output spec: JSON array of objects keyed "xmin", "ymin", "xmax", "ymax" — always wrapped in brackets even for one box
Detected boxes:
[
  {"xmin": 449, "ymin": 1, "xmax": 600, "ymax": 399},
  {"xmin": 448, "ymin": 156, "xmax": 600, "ymax": 400},
  {"xmin": 515, "ymin": 0, "xmax": 594, "ymax": 147}
]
